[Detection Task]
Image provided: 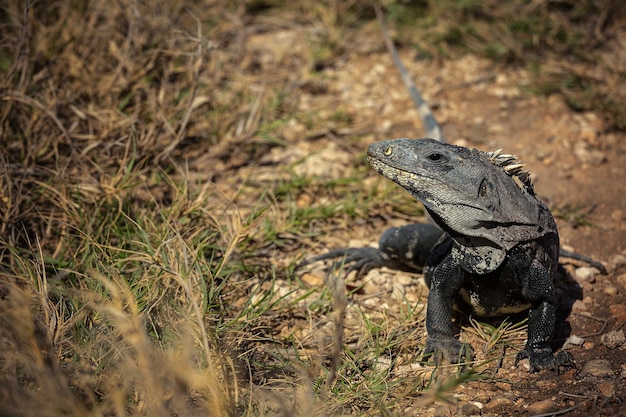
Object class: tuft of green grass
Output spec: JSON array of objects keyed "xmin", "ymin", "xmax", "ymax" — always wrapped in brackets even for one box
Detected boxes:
[
  {"xmin": 552, "ymin": 203, "xmax": 594, "ymax": 228},
  {"xmin": 465, "ymin": 317, "xmax": 528, "ymax": 361}
]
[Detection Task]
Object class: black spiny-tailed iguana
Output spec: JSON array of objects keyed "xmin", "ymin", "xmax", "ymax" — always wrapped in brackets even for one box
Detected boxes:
[{"xmin": 301, "ymin": 7, "xmax": 605, "ymax": 372}]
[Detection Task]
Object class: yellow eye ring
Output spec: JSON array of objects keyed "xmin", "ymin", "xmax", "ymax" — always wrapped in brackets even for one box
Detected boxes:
[{"xmin": 384, "ymin": 146, "xmax": 392, "ymax": 156}]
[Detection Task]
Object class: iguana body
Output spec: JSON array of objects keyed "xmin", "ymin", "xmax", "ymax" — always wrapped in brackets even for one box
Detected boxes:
[
  {"xmin": 304, "ymin": 139, "xmax": 573, "ymax": 371},
  {"xmin": 370, "ymin": 138, "xmax": 570, "ymax": 370}
]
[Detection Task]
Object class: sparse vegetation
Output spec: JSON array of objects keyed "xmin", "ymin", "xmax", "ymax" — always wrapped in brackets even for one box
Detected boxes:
[
  {"xmin": 1, "ymin": 0, "xmax": 624, "ymax": 416},
  {"xmin": 553, "ymin": 203, "xmax": 595, "ymax": 228},
  {"xmin": 387, "ymin": 0, "xmax": 626, "ymax": 129}
]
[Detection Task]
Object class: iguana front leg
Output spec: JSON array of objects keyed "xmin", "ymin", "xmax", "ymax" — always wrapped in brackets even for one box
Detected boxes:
[
  {"xmin": 515, "ymin": 255, "xmax": 575, "ymax": 372},
  {"xmin": 424, "ymin": 256, "xmax": 473, "ymax": 364},
  {"xmin": 300, "ymin": 223, "xmax": 444, "ymax": 276},
  {"xmin": 515, "ymin": 299, "xmax": 575, "ymax": 372}
]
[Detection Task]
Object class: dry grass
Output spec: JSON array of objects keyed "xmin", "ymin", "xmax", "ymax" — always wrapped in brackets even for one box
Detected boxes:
[
  {"xmin": 0, "ymin": 1, "xmax": 311, "ymax": 415},
  {"xmin": 0, "ymin": 1, "xmax": 623, "ymax": 416}
]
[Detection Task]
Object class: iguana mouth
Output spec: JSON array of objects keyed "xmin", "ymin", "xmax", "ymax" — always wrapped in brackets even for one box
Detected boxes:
[
  {"xmin": 368, "ymin": 156, "xmax": 442, "ymax": 185},
  {"xmin": 368, "ymin": 156, "xmax": 475, "ymax": 205}
]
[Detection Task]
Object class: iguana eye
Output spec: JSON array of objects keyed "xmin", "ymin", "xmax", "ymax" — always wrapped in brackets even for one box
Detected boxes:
[
  {"xmin": 478, "ymin": 178, "xmax": 493, "ymax": 198},
  {"xmin": 384, "ymin": 146, "xmax": 393, "ymax": 156},
  {"xmin": 479, "ymin": 180, "xmax": 488, "ymax": 197},
  {"xmin": 425, "ymin": 152, "xmax": 447, "ymax": 163}
]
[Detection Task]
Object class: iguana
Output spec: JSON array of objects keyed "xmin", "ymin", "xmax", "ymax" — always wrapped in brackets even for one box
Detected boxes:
[{"xmin": 300, "ymin": 7, "xmax": 605, "ymax": 372}]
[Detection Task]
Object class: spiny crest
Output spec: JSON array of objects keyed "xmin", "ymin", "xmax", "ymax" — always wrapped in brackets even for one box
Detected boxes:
[{"xmin": 484, "ymin": 149, "xmax": 534, "ymax": 194}]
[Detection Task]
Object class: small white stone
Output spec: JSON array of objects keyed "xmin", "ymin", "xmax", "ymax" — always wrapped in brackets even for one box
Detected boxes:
[
  {"xmin": 575, "ymin": 266, "xmax": 597, "ymax": 282},
  {"xmin": 562, "ymin": 334, "xmax": 585, "ymax": 349}
]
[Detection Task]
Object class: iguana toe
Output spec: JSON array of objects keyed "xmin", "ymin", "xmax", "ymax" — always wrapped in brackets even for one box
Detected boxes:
[
  {"xmin": 515, "ymin": 348, "xmax": 575, "ymax": 373},
  {"xmin": 424, "ymin": 337, "xmax": 473, "ymax": 365},
  {"xmin": 329, "ymin": 247, "xmax": 383, "ymax": 276},
  {"xmin": 300, "ymin": 247, "xmax": 384, "ymax": 277}
]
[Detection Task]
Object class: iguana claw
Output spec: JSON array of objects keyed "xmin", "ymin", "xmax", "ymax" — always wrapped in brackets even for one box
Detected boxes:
[
  {"xmin": 424, "ymin": 337, "xmax": 474, "ymax": 365},
  {"xmin": 298, "ymin": 247, "xmax": 384, "ymax": 277},
  {"xmin": 515, "ymin": 348, "xmax": 575, "ymax": 373}
]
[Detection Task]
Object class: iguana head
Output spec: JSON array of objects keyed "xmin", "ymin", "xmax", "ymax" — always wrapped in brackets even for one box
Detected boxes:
[{"xmin": 368, "ymin": 138, "xmax": 554, "ymax": 259}]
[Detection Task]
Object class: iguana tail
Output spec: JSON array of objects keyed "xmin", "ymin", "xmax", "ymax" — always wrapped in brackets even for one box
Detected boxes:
[
  {"xmin": 559, "ymin": 248, "xmax": 607, "ymax": 274},
  {"xmin": 375, "ymin": 5, "xmax": 444, "ymax": 143}
]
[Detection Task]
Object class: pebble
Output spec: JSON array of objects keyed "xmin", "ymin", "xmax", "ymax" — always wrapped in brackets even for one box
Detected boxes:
[
  {"xmin": 494, "ymin": 382, "xmax": 512, "ymax": 391},
  {"xmin": 571, "ymin": 299, "xmax": 589, "ymax": 314},
  {"xmin": 433, "ymin": 406, "xmax": 453, "ymax": 417},
  {"xmin": 488, "ymin": 123, "xmax": 505, "ymax": 134},
  {"xmin": 372, "ymin": 356, "xmax": 392, "ymax": 372},
  {"xmin": 281, "ymin": 118, "xmax": 306, "ymax": 142},
  {"xmin": 535, "ymin": 380, "xmax": 555, "ymax": 389},
  {"xmin": 296, "ymin": 192, "xmax": 313, "ymax": 208},
  {"xmin": 460, "ymin": 402, "xmax": 481, "ymax": 416},
  {"xmin": 395, "ymin": 362, "xmax": 425, "ymax": 378},
  {"xmin": 597, "ymin": 382, "xmax": 616, "ymax": 397},
  {"xmin": 610, "ymin": 254, "xmax": 626, "ymax": 270},
  {"xmin": 527, "ymin": 398, "xmax": 556, "ymax": 415},
  {"xmin": 616, "ymin": 274, "xmax": 626, "ymax": 290},
  {"xmin": 582, "ymin": 359, "xmax": 614, "ymax": 378},
  {"xmin": 484, "ymin": 397, "xmax": 515, "ymax": 412},
  {"xmin": 604, "ymin": 286, "xmax": 618, "ymax": 296},
  {"xmin": 609, "ymin": 304, "xmax": 626, "ymax": 321},
  {"xmin": 396, "ymin": 274, "xmax": 414, "ymax": 286},
  {"xmin": 452, "ymin": 138, "xmax": 469, "ymax": 148},
  {"xmin": 583, "ymin": 341, "xmax": 596, "ymax": 350},
  {"xmin": 371, "ymin": 272, "xmax": 387, "ymax": 286},
  {"xmin": 600, "ymin": 330, "xmax": 625, "ymax": 349},
  {"xmin": 562, "ymin": 334, "xmax": 585, "ymax": 349},
  {"xmin": 390, "ymin": 282, "xmax": 405, "ymax": 300},
  {"xmin": 575, "ymin": 266, "xmax": 597, "ymax": 282},
  {"xmin": 574, "ymin": 142, "xmax": 606, "ymax": 166},
  {"xmin": 488, "ymin": 86, "xmax": 521, "ymax": 99},
  {"xmin": 300, "ymin": 272, "xmax": 325, "ymax": 287}
]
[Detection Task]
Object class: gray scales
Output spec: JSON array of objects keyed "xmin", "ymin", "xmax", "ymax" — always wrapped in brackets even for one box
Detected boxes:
[{"xmin": 300, "ymin": 7, "xmax": 606, "ymax": 372}]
